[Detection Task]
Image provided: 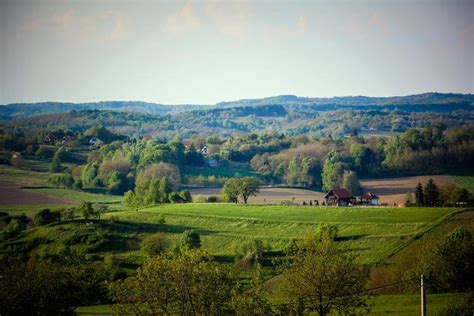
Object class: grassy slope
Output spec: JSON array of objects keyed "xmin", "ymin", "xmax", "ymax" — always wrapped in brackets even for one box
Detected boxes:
[
  {"xmin": 105, "ymin": 204, "xmax": 456, "ymax": 264},
  {"xmin": 0, "ymin": 163, "xmax": 123, "ymax": 214},
  {"xmin": 451, "ymin": 174, "xmax": 474, "ymax": 193},
  {"xmin": 26, "ymin": 188, "xmax": 122, "ymax": 204},
  {"xmin": 4, "ymin": 203, "xmax": 465, "ymax": 314}
]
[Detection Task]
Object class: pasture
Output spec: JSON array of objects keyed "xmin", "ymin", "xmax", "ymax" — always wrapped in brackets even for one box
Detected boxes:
[{"xmin": 102, "ymin": 204, "xmax": 458, "ymax": 265}]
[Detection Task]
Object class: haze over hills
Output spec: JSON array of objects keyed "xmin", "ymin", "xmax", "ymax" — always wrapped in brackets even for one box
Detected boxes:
[{"xmin": 1, "ymin": 92, "xmax": 473, "ymax": 119}]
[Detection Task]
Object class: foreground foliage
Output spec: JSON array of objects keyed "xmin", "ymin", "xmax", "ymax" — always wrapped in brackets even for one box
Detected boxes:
[{"xmin": 281, "ymin": 235, "xmax": 370, "ymax": 316}]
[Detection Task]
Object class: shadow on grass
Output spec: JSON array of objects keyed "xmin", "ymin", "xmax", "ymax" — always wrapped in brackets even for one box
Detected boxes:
[
  {"xmin": 335, "ymin": 234, "xmax": 368, "ymax": 241},
  {"xmin": 70, "ymin": 219, "xmax": 220, "ymax": 236}
]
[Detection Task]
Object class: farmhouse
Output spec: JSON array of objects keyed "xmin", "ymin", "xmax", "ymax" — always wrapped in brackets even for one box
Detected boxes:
[
  {"xmin": 44, "ymin": 133, "xmax": 59, "ymax": 143},
  {"xmin": 361, "ymin": 192, "xmax": 380, "ymax": 206},
  {"xmin": 324, "ymin": 188, "xmax": 355, "ymax": 206}
]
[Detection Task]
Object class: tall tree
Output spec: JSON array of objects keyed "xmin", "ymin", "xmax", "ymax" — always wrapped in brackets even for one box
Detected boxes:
[
  {"xmin": 322, "ymin": 151, "xmax": 344, "ymax": 191},
  {"xmin": 424, "ymin": 179, "xmax": 440, "ymax": 207},
  {"xmin": 342, "ymin": 170, "xmax": 361, "ymax": 195},
  {"xmin": 239, "ymin": 177, "xmax": 259, "ymax": 204},
  {"xmin": 281, "ymin": 235, "xmax": 370, "ymax": 316},
  {"xmin": 222, "ymin": 178, "xmax": 241, "ymax": 203},
  {"xmin": 415, "ymin": 182, "xmax": 424, "ymax": 206}
]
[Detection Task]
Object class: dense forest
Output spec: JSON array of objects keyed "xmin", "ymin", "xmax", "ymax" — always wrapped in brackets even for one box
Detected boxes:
[{"xmin": 1, "ymin": 116, "xmax": 473, "ymax": 198}]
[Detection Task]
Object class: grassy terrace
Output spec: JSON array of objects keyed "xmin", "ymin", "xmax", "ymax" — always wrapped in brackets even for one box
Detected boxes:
[{"xmin": 105, "ymin": 204, "xmax": 457, "ymax": 265}]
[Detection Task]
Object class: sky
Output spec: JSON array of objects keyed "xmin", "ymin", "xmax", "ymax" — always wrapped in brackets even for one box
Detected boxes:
[{"xmin": 0, "ymin": 0, "xmax": 473, "ymax": 105}]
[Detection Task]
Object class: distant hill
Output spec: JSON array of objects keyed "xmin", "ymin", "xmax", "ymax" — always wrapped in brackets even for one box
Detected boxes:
[
  {"xmin": 0, "ymin": 92, "xmax": 473, "ymax": 119},
  {"xmin": 215, "ymin": 92, "xmax": 474, "ymax": 108},
  {"xmin": 0, "ymin": 101, "xmax": 205, "ymax": 119}
]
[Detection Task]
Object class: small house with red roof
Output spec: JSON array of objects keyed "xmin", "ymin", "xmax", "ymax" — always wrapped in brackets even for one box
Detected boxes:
[
  {"xmin": 324, "ymin": 188, "xmax": 355, "ymax": 206},
  {"xmin": 361, "ymin": 192, "xmax": 380, "ymax": 206}
]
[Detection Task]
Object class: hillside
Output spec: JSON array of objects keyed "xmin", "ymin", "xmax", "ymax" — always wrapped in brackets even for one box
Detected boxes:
[{"xmin": 1, "ymin": 93, "xmax": 472, "ymax": 120}]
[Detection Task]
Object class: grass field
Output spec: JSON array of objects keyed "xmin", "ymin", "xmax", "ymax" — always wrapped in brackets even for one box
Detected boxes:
[
  {"xmin": 74, "ymin": 293, "xmax": 469, "ymax": 315},
  {"xmin": 101, "ymin": 204, "xmax": 458, "ymax": 264},
  {"xmin": 451, "ymin": 174, "xmax": 474, "ymax": 193}
]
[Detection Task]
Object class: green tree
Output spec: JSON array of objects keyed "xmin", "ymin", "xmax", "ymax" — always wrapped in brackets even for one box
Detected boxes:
[
  {"xmin": 322, "ymin": 151, "xmax": 345, "ymax": 191},
  {"xmin": 50, "ymin": 155, "xmax": 62, "ymax": 172},
  {"xmin": 34, "ymin": 209, "xmax": 61, "ymax": 225},
  {"xmin": 452, "ymin": 187, "xmax": 470, "ymax": 205},
  {"xmin": 110, "ymin": 250, "xmax": 236, "ymax": 315},
  {"xmin": 407, "ymin": 228, "xmax": 474, "ymax": 293},
  {"xmin": 158, "ymin": 176, "xmax": 173, "ymax": 203},
  {"xmin": 141, "ymin": 232, "xmax": 170, "ymax": 256},
  {"xmin": 124, "ymin": 190, "xmax": 140, "ymax": 210},
  {"xmin": 222, "ymin": 178, "xmax": 241, "ymax": 203},
  {"xmin": 424, "ymin": 179, "xmax": 440, "ymax": 207},
  {"xmin": 79, "ymin": 201, "xmax": 94, "ymax": 221},
  {"xmin": 281, "ymin": 235, "xmax": 370, "ymax": 316},
  {"xmin": 415, "ymin": 182, "xmax": 424, "ymax": 206},
  {"xmin": 342, "ymin": 170, "xmax": 361, "ymax": 195},
  {"xmin": 239, "ymin": 176, "xmax": 259, "ymax": 204}
]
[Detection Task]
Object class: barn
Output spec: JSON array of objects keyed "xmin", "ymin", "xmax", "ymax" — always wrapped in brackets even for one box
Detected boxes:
[
  {"xmin": 361, "ymin": 192, "xmax": 380, "ymax": 206},
  {"xmin": 324, "ymin": 188, "xmax": 355, "ymax": 206}
]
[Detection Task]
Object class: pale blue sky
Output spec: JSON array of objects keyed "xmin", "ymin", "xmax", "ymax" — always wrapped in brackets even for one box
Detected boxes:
[{"xmin": 1, "ymin": 0, "xmax": 473, "ymax": 105}]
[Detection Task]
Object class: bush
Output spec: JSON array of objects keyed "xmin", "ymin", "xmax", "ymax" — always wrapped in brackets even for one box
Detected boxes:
[
  {"xmin": 178, "ymin": 230, "xmax": 201, "ymax": 250},
  {"xmin": 5, "ymin": 219, "xmax": 25, "ymax": 235},
  {"xmin": 179, "ymin": 190, "xmax": 192, "ymax": 202},
  {"xmin": 193, "ymin": 195, "xmax": 208, "ymax": 203},
  {"xmin": 207, "ymin": 196, "xmax": 220, "ymax": 203},
  {"xmin": 62, "ymin": 208, "xmax": 76, "ymax": 220},
  {"xmin": 316, "ymin": 224, "xmax": 338, "ymax": 241},
  {"xmin": 168, "ymin": 192, "xmax": 181, "ymax": 203},
  {"xmin": 141, "ymin": 233, "xmax": 170, "ymax": 256},
  {"xmin": 34, "ymin": 209, "xmax": 61, "ymax": 225}
]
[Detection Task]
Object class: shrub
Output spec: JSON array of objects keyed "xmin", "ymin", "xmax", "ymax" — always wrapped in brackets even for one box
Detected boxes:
[
  {"xmin": 179, "ymin": 190, "xmax": 192, "ymax": 202},
  {"xmin": 207, "ymin": 196, "xmax": 220, "ymax": 203},
  {"xmin": 34, "ymin": 209, "xmax": 61, "ymax": 226},
  {"xmin": 316, "ymin": 224, "xmax": 338, "ymax": 241},
  {"xmin": 193, "ymin": 195, "xmax": 208, "ymax": 203},
  {"xmin": 168, "ymin": 192, "xmax": 182, "ymax": 203},
  {"xmin": 141, "ymin": 233, "xmax": 170, "ymax": 256},
  {"xmin": 178, "ymin": 230, "xmax": 201, "ymax": 250}
]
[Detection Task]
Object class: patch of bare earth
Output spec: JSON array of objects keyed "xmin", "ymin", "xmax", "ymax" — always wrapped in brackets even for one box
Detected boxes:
[
  {"xmin": 0, "ymin": 181, "xmax": 74, "ymax": 205},
  {"xmin": 360, "ymin": 175, "xmax": 455, "ymax": 205},
  {"xmin": 188, "ymin": 187, "xmax": 325, "ymax": 204}
]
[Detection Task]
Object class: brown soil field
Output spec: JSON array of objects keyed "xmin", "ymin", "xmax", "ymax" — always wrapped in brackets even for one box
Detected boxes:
[
  {"xmin": 190, "ymin": 175, "xmax": 455, "ymax": 205},
  {"xmin": 360, "ymin": 175, "xmax": 455, "ymax": 205},
  {"xmin": 189, "ymin": 187, "xmax": 325, "ymax": 205},
  {"xmin": 0, "ymin": 181, "xmax": 73, "ymax": 205}
]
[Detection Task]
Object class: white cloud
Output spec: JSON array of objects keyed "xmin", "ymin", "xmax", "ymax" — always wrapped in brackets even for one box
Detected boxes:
[
  {"xmin": 205, "ymin": 0, "xmax": 252, "ymax": 40},
  {"xmin": 22, "ymin": 8, "xmax": 130, "ymax": 44},
  {"xmin": 164, "ymin": 0, "xmax": 200, "ymax": 33}
]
